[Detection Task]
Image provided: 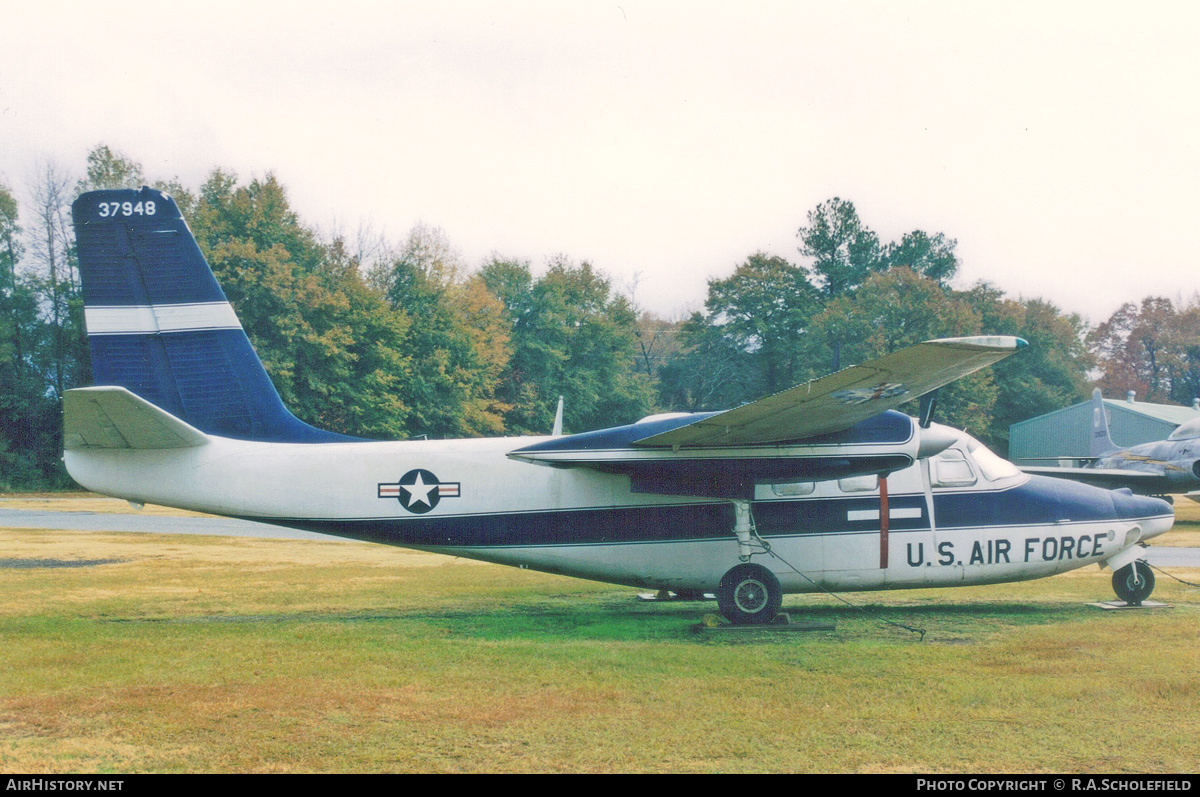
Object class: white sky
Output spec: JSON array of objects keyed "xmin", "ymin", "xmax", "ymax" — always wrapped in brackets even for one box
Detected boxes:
[{"xmin": 2, "ymin": 1, "xmax": 1198, "ymax": 325}]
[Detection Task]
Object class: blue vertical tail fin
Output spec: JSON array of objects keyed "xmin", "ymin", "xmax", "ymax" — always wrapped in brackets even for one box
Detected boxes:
[{"xmin": 71, "ymin": 187, "xmax": 357, "ymax": 443}]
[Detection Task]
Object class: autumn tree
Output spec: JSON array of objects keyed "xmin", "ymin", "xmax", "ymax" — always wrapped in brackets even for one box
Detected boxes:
[
  {"xmin": 76, "ymin": 144, "xmax": 145, "ymax": 193},
  {"xmin": 965, "ymin": 284, "xmax": 1092, "ymax": 453},
  {"xmin": 478, "ymin": 256, "xmax": 545, "ymax": 428},
  {"xmin": 0, "ymin": 180, "xmax": 57, "ymax": 487},
  {"xmin": 1091, "ymin": 296, "xmax": 1200, "ymax": 406},
  {"xmin": 449, "ymin": 273, "xmax": 514, "ymax": 434},
  {"xmin": 188, "ymin": 171, "xmax": 415, "ymax": 439},
  {"xmin": 26, "ymin": 159, "xmax": 88, "ymax": 398},
  {"xmin": 797, "ymin": 198, "xmax": 883, "ymax": 300},
  {"xmin": 374, "ymin": 223, "xmax": 511, "ymax": 437},
  {"xmin": 305, "ymin": 237, "xmax": 414, "ymax": 438},
  {"xmin": 796, "ymin": 198, "xmax": 881, "ymax": 371},
  {"xmin": 623, "ymin": 273, "xmax": 683, "ymax": 384},
  {"xmin": 659, "ymin": 252, "xmax": 819, "ymax": 410},
  {"xmin": 881, "ymin": 230, "xmax": 959, "ymax": 285},
  {"xmin": 481, "ymin": 256, "xmax": 654, "ymax": 434},
  {"xmin": 0, "ymin": 161, "xmax": 93, "ymax": 488},
  {"xmin": 0, "ymin": 180, "xmax": 24, "ymax": 366},
  {"xmin": 656, "ymin": 309, "xmax": 761, "ymax": 411}
]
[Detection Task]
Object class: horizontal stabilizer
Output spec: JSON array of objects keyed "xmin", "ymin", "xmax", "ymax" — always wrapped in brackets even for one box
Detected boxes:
[
  {"xmin": 63, "ymin": 386, "xmax": 209, "ymax": 450},
  {"xmin": 634, "ymin": 336, "xmax": 1026, "ymax": 448}
]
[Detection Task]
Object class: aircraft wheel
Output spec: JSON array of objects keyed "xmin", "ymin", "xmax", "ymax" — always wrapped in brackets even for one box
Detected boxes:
[
  {"xmin": 717, "ymin": 563, "xmax": 782, "ymax": 625},
  {"xmin": 1112, "ymin": 560, "xmax": 1155, "ymax": 605}
]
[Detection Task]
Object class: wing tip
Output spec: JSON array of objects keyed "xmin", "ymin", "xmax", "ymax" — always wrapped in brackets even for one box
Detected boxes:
[{"xmin": 927, "ymin": 335, "xmax": 1028, "ymax": 351}]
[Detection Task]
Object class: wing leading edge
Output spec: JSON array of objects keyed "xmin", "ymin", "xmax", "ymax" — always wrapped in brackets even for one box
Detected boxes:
[{"xmin": 633, "ymin": 336, "xmax": 1027, "ymax": 448}]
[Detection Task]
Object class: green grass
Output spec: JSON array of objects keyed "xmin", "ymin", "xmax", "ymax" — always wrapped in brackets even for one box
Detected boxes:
[{"xmin": 1, "ymin": 525, "xmax": 1198, "ymax": 773}]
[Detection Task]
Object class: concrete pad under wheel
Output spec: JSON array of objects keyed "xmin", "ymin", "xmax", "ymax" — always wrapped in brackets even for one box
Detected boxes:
[{"xmin": 1087, "ymin": 600, "xmax": 1171, "ymax": 610}]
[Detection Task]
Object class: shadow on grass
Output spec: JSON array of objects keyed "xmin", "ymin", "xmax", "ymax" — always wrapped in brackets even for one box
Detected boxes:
[
  {"xmin": 93, "ymin": 590, "xmax": 1094, "ymax": 645},
  {"xmin": 0, "ymin": 557, "xmax": 127, "ymax": 568}
]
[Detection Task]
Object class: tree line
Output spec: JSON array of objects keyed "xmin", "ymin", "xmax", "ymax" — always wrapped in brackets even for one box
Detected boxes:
[{"xmin": 0, "ymin": 144, "xmax": 1193, "ymax": 489}]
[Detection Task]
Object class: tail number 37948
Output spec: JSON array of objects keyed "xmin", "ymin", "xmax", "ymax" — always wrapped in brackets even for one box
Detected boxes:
[{"xmin": 98, "ymin": 201, "xmax": 156, "ymax": 218}]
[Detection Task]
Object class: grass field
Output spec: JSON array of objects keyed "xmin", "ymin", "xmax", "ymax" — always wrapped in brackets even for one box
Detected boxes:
[{"xmin": 1, "ymin": 496, "xmax": 1199, "ymax": 773}]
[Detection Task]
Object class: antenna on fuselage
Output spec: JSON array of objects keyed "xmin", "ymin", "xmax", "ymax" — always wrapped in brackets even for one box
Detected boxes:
[{"xmin": 552, "ymin": 396, "xmax": 564, "ymax": 436}]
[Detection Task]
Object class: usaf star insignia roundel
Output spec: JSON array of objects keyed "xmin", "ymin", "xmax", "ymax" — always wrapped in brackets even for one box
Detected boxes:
[
  {"xmin": 378, "ymin": 469, "xmax": 461, "ymax": 514},
  {"xmin": 832, "ymin": 382, "xmax": 909, "ymax": 406}
]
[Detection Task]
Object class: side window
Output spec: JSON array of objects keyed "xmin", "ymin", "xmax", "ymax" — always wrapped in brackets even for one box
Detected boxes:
[
  {"xmin": 932, "ymin": 450, "xmax": 977, "ymax": 487},
  {"xmin": 838, "ymin": 474, "xmax": 878, "ymax": 493},
  {"xmin": 771, "ymin": 481, "xmax": 815, "ymax": 497}
]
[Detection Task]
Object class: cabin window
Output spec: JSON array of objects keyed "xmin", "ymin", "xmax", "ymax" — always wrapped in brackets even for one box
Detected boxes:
[
  {"xmin": 770, "ymin": 481, "xmax": 816, "ymax": 497},
  {"xmin": 931, "ymin": 450, "xmax": 976, "ymax": 487},
  {"xmin": 838, "ymin": 474, "xmax": 878, "ymax": 493}
]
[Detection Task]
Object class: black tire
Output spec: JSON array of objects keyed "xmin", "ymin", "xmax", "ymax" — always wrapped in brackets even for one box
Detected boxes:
[
  {"xmin": 1113, "ymin": 560, "xmax": 1155, "ymax": 605},
  {"xmin": 717, "ymin": 563, "xmax": 782, "ymax": 625}
]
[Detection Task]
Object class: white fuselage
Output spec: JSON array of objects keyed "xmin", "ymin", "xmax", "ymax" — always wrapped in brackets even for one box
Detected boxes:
[{"xmin": 64, "ymin": 430, "xmax": 1173, "ymax": 594}]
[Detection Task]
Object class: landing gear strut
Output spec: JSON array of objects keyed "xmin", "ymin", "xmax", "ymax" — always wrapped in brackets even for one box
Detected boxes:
[
  {"xmin": 717, "ymin": 500, "xmax": 782, "ymax": 625},
  {"xmin": 716, "ymin": 563, "xmax": 782, "ymax": 625},
  {"xmin": 1112, "ymin": 560, "xmax": 1155, "ymax": 605}
]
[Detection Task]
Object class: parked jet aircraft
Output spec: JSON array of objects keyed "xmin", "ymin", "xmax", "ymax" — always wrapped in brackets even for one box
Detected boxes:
[
  {"xmin": 62, "ymin": 188, "xmax": 1172, "ymax": 624},
  {"xmin": 1021, "ymin": 388, "xmax": 1200, "ymax": 499}
]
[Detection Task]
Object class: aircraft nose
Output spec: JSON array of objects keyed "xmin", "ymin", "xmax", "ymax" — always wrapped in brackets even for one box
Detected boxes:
[{"xmin": 1111, "ymin": 489, "xmax": 1174, "ymax": 539}]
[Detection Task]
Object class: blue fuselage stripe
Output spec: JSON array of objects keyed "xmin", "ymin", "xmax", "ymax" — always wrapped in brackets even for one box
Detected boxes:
[{"xmin": 240, "ymin": 477, "xmax": 1162, "ymax": 548}]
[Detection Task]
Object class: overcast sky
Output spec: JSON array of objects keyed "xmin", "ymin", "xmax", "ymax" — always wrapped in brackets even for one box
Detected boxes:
[{"xmin": 2, "ymin": 1, "xmax": 1198, "ymax": 325}]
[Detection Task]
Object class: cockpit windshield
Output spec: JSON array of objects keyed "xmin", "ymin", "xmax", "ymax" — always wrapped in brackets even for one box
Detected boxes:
[
  {"xmin": 1168, "ymin": 417, "xmax": 1200, "ymax": 441},
  {"xmin": 966, "ymin": 437, "xmax": 1023, "ymax": 482}
]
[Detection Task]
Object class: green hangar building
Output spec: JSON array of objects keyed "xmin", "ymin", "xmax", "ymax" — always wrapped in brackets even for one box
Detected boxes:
[{"xmin": 1009, "ymin": 391, "xmax": 1200, "ymax": 465}]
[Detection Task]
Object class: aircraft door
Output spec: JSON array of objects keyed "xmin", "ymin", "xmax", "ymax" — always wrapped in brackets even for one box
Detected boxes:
[{"xmin": 924, "ymin": 449, "xmax": 978, "ymax": 585}]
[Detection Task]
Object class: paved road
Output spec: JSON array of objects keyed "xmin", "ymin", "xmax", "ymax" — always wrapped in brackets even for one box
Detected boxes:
[
  {"xmin": 0, "ymin": 508, "xmax": 341, "ymax": 541},
  {"xmin": 1142, "ymin": 547, "xmax": 1200, "ymax": 567},
  {"xmin": 2, "ymin": 507, "xmax": 1199, "ymax": 566}
]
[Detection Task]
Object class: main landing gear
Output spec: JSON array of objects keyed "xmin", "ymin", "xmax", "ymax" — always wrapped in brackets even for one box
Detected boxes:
[
  {"xmin": 1112, "ymin": 560, "xmax": 1155, "ymax": 605},
  {"xmin": 716, "ymin": 500, "xmax": 783, "ymax": 625},
  {"xmin": 716, "ymin": 563, "xmax": 783, "ymax": 625}
]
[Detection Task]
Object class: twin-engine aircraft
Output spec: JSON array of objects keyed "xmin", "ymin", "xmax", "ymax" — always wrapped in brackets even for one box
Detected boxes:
[
  {"xmin": 1022, "ymin": 388, "xmax": 1200, "ymax": 499},
  {"xmin": 63, "ymin": 188, "xmax": 1172, "ymax": 624}
]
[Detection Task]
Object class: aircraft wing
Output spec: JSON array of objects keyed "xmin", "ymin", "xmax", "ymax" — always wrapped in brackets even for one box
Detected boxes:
[
  {"xmin": 511, "ymin": 336, "xmax": 1022, "ymax": 497},
  {"xmin": 1019, "ymin": 465, "xmax": 1175, "ymax": 494},
  {"xmin": 633, "ymin": 336, "xmax": 1026, "ymax": 448}
]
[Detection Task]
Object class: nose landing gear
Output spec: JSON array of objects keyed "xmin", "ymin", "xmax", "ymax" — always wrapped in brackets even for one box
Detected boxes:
[{"xmin": 1112, "ymin": 560, "xmax": 1155, "ymax": 605}]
